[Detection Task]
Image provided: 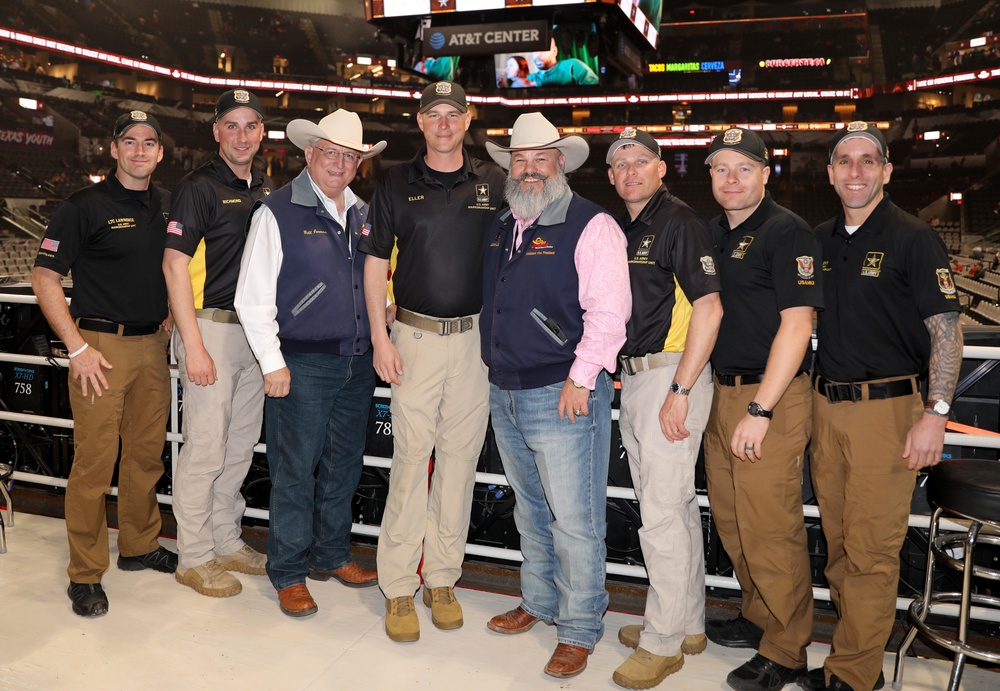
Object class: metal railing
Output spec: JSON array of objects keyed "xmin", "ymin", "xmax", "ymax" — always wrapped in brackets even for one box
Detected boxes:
[{"xmin": 2, "ymin": 290, "xmax": 1000, "ymax": 622}]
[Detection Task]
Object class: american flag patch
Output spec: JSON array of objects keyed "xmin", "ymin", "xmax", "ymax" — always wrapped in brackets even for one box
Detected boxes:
[
  {"xmin": 167, "ymin": 221, "xmax": 184, "ymax": 236},
  {"xmin": 41, "ymin": 238, "xmax": 60, "ymax": 252},
  {"xmin": 361, "ymin": 223, "xmax": 371, "ymax": 237}
]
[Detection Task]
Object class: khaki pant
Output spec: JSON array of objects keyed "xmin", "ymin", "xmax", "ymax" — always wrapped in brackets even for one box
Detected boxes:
[
  {"xmin": 377, "ymin": 316, "xmax": 489, "ymax": 598},
  {"xmin": 619, "ymin": 360, "xmax": 712, "ymax": 657},
  {"xmin": 811, "ymin": 379, "xmax": 920, "ymax": 690},
  {"xmin": 172, "ymin": 319, "xmax": 263, "ymax": 569},
  {"xmin": 703, "ymin": 373, "xmax": 814, "ymax": 669},
  {"xmin": 66, "ymin": 328, "xmax": 170, "ymax": 583}
]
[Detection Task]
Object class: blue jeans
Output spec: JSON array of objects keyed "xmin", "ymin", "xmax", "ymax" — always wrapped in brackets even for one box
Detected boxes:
[
  {"xmin": 489, "ymin": 373, "xmax": 612, "ymax": 650},
  {"xmin": 265, "ymin": 351, "xmax": 375, "ymax": 591}
]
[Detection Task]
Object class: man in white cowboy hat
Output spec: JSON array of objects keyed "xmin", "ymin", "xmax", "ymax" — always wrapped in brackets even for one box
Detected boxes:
[
  {"xmin": 164, "ymin": 89, "xmax": 273, "ymax": 598},
  {"xmin": 481, "ymin": 112, "xmax": 631, "ymax": 679},
  {"xmin": 234, "ymin": 109, "xmax": 386, "ymax": 617},
  {"xmin": 358, "ymin": 81, "xmax": 504, "ymax": 643}
]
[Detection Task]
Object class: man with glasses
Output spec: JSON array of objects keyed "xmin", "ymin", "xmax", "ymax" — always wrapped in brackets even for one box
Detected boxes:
[
  {"xmin": 163, "ymin": 89, "xmax": 273, "ymax": 598},
  {"xmin": 235, "ymin": 109, "xmax": 386, "ymax": 617}
]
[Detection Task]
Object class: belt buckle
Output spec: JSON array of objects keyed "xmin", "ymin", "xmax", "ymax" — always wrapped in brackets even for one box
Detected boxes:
[
  {"xmin": 460, "ymin": 317, "xmax": 473, "ymax": 333},
  {"xmin": 619, "ymin": 356, "xmax": 635, "ymax": 376}
]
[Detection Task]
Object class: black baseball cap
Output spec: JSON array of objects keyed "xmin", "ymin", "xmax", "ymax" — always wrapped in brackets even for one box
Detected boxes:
[
  {"xmin": 606, "ymin": 127, "xmax": 661, "ymax": 164},
  {"xmin": 828, "ymin": 121, "xmax": 890, "ymax": 163},
  {"xmin": 705, "ymin": 127, "xmax": 768, "ymax": 166},
  {"xmin": 113, "ymin": 110, "xmax": 162, "ymax": 140},
  {"xmin": 215, "ymin": 88, "xmax": 263, "ymax": 121},
  {"xmin": 419, "ymin": 81, "xmax": 467, "ymax": 113}
]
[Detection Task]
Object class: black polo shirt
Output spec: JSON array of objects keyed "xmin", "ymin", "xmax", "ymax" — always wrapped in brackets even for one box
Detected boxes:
[
  {"xmin": 165, "ymin": 154, "xmax": 273, "ymax": 310},
  {"xmin": 814, "ymin": 194, "xmax": 960, "ymax": 382},
  {"xmin": 358, "ymin": 147, "xmax": 505, "ymax": 318},
  {"xmin": 34, "ymin": 168, "xmax": 170, "ymax": 325},
  {"xmin": 710, "ymin": 192, "xmax": 824, "ymax": 375},
  {"xmin": 621, "ymin": 186, "xmax": 720, "ymax": 357}
]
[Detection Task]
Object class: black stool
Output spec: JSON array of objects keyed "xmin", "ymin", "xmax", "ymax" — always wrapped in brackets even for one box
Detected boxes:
[
  {"xmin": 893, "ymin": 459, "xmax": 1000, "ymax": 690},
  {"xmin": 0, "ymin": 461, "xmax": 12, "ymax": 554}
]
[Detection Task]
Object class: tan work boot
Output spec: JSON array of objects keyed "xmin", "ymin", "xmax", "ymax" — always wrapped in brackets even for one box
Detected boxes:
[
  {"xmin": 612, "ymin": 647, "xmax": 684, "ymax": 689},
  {"xmin": 422, "ymin": 586, "xmax": 463, "ymax": 630},
  {"xmin": 618, "ymin": 625, "xmax": 707, "ymax": 655},
  {"xmin": 216, "ymin": 544, "xmax": 267, "ymax": 575},
  {"xmin": 385, "ymin": 596, "xmax": 420, "ymax": 642},
  {"xmin": 176, "ymin": 560, "xmax": 242, "ymax": 597}
]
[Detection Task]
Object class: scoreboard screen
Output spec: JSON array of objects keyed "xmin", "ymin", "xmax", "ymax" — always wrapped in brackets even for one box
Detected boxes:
[{"xmin": 366, "ymin": 0, "xmax": 659, "ymax": 48}]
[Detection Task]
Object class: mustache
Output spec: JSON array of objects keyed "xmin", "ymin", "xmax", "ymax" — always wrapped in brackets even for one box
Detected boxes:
[{"xmin": 512, "ymin": 172, "xmax": 549, "ymax": 183}]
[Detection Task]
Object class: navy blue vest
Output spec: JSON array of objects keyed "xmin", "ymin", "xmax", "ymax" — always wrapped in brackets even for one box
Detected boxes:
[
  {"xmin": 257, "ymin": 172, "xmax": 371, "ymax": 356},
  {"xmin": 481, "ymin": 191, "xmax": 604, "ymax": 390}
]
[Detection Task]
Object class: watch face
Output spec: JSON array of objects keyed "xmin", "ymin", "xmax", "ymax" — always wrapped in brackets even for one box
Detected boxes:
[{"xmin": 933, "ymin": 400, "xmax": 950, "ymax": 415}]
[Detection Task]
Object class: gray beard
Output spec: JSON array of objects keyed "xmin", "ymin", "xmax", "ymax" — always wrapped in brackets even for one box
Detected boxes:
[{"xmin": 504, "ymin": 169, "xmax": 570, "ymax": 220}]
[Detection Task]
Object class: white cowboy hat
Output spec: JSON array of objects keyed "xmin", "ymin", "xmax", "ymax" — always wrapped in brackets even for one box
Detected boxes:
[
  {"xmin": 485, "ymin": 112, "xmax": 589, "ymax": 172},
  {"xmin": 286, "ymin": 109, "xmax": 387, "ymax": 159}
]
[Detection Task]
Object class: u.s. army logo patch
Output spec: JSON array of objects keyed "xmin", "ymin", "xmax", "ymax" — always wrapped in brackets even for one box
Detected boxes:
[
  {"xmin": 861, "ymin": 252, "xmax": 883, "ymax": 277},
  {"xmin": 731, "ymin": 235, "xmax": 753, "ymax": 259}
]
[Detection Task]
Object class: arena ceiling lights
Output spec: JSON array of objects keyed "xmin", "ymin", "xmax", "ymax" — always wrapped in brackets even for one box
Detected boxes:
[{"xmin": 2, "ymin": 26, "xmax": 998, "ymax": 107}]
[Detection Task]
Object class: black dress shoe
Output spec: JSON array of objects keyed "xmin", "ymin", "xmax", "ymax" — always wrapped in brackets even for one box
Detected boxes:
[
  {"xmin": 727, "ymin": 654, "xmax": 805, "ymax": 691},
  {"xmin": 117, "ymin": 546, "xmax": 178, "ymax": 573},
  {"xmin": 68, "ymin": 582, "xmax": 109, "ymax": 618},
  {"xmin": 798, "ymin": 669, "xmax": 885, "ymax": 691},
  {"xmin": 706, "ymin": 612, "xmax": 765, "ymax": 649}
]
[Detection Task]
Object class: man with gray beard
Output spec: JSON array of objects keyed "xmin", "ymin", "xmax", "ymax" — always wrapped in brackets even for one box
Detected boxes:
[{"xmin": 480, "ymin": 113, "xmax": 631, "ymax": 680}]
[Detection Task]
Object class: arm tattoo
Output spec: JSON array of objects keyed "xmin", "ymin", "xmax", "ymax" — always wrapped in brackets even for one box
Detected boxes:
[{"xmin": 924, "ymin": 311, "xmax": 961, "ymax": 403}]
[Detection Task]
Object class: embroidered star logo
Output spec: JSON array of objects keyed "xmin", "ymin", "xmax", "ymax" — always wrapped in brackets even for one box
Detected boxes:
[
  {"xmin": 639, "ymin": 237, "xmax": 653, "ymax": 250},
  {"xmin": 736, "ymin": 240, "xmax": 750, "ymax": 252},
  {"xmin": 476, "ymin": 184, "xmax": 488, "ymax": 196}
]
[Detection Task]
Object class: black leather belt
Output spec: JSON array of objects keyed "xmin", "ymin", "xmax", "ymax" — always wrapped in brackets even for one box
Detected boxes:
[
  {"xmin": 77, "ymin": 318, "xmax": 160, "ymax": 337},
  {"xmin": 816, "ymin": 376, "xmax": 918, "ymax": 403},
  {"xmin": 715, "ymin": 371, "xmax": 765, "ymax": 387}
]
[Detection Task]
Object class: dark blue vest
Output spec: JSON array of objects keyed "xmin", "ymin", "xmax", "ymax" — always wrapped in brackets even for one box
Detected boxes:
[
  {"xmin": 481, "ymin": 191, "xmax": 604, "ymax": 390},
  {"xmin": 258, "ymin": 171, "xmax": 371, "ymax": 356}
]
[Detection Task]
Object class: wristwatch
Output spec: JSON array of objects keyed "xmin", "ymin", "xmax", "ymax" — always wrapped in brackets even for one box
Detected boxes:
[
  {"xmin": 571, "ymin": 379, "xmax": 586, "ymax": 389},
  {"xmin": 670, "ymin": 382, "xmax": 691, "ymax": 396},
  {"xmin": 925, "ymin": 400, "xmax": 951, "ymax": 417},
  {"xmin": 747, "ymin": 401, "xmax": 774, "ymax": 419}
]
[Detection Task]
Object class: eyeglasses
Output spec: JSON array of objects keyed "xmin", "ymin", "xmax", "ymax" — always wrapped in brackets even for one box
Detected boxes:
[{"xmin": 313, "ymin": 145, "xmax": 360, "ymax": 164}]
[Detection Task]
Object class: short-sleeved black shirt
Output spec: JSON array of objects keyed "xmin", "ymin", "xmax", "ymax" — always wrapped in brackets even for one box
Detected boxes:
[
  {"xmin": 358, "ymin": 147, "xmax": 505, "ymax": 318},
  {"xmin": 814, "ymin": 194, "xmax": 960, "ymax": 382},
  {"xmin": 621, "ymin": 186, "xmax": 721, "ymax": 357},
  {"xmin": 34, "ymin": 168, "xmax": 170, "ymax": 324},
  {"xmin": 710, "ymin": 192, "xmax": 824, "ymax": 375},
  {"xmin": 165, "ymin": 154, "xmax": 273, "ymax": 310}
]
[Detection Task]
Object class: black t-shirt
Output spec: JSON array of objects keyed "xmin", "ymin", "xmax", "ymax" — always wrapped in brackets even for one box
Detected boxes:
[
  {"xmin": 358, "ymin": 147, "xmax": 505, "ymax": 318},
  {"xmin": 165, "ymin": 154, "xmax": 273, "ymax": 310},
  {"xmin": 621, "ymin": 186, "xmax": 721, "ymax": 357},
  {"xmin": 710, "ymin": 192, "xmax": 824, "ymax": 375},
  {"xmin": 34, "ymin": 168, "xmax": 170, "ymax": 324},
  {"xmin": 814, "ymin": 194, "xmax": 960, "ymax": 382}
]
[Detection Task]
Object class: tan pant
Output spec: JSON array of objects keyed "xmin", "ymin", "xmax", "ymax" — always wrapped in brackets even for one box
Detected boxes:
[
  {"xmin": 66, "ymin": 327, "xmax": 170, "ymax": 583},
  {"xmin": 377, "ymin": 316, "xmax": 489, "ymax": 598},
  {"xmin": 619, "ymin": 360, "xmax": 712, "ymax": 657},
  {"xmin": 811, "ymin": 379, "xmax": 920, "ymax": 690},
  {"xmin": 703, "ymin": 373, "xmax": 814, "ymax": 669}
]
